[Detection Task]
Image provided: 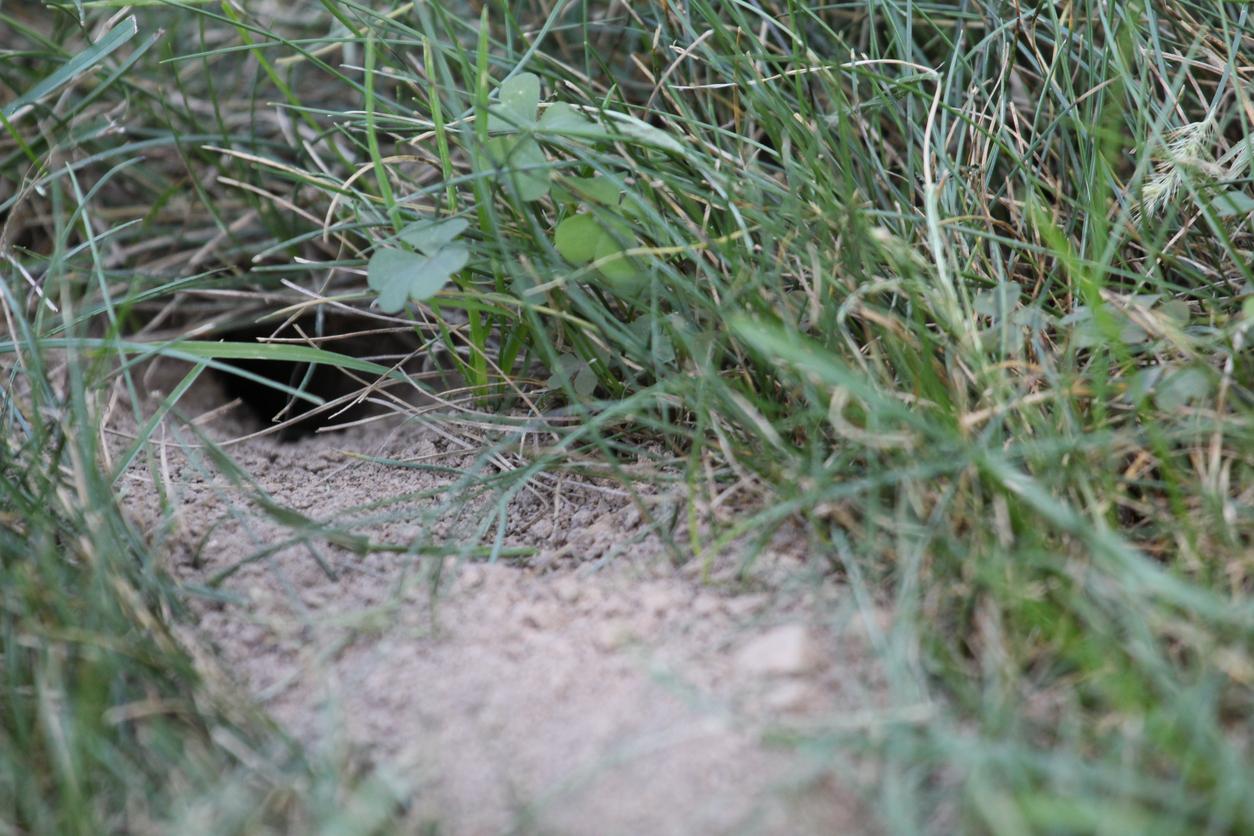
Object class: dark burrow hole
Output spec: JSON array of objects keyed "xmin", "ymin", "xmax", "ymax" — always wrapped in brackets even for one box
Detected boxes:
[{"xmin": 212, "ymin": 313, "xmax": 423, "ymax": 442}]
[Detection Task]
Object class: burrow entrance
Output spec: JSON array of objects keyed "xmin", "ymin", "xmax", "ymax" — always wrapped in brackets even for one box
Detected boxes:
[{"xmin": 210, "ymin": 311, "xmax": 430, "ymax": 440}]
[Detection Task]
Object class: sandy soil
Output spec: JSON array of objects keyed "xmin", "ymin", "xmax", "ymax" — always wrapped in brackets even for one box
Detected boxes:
[{"xmin": 108, "ymin": 363, "xmax": 884, "ymax": 834}]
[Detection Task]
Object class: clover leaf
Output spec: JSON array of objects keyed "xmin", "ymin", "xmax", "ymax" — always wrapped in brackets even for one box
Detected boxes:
[
  {"xmin": 627, "ymin": 315, "xmax": 675, "ymax": 365},
  {"xmin": 1154, "ymin": 366, "xmax": 1211, "ymax": 411},
  {"xmin": 555, "ymin": 211, "xmax": 646, "ymax": 297},
  {"xmin": 592, "ymin": 229, "xmax": 646, "ymax": 294},
  {"xmin": 491, "ymin": 73, "xmax": 539, "ymax": 129},
  {"xmin": 484, "ymin": 134, "xmax": 550, "ymax": 202},
  {"xmin": 552, "ymin": 175, "xmax": 649, "ymax": 297},
  {"xmin": 551, "ymin": 175, "xmax": 622, "ymax": 207},
  {"xmin": 1210, "ymin": 189, "xmax": 1254, "ymax": 218},
  {"xmin": 485, "ymin": 75, "xmax": 598, "ymax": 202},
  {"xmin": 398, "ymin": 217, "xmax": 468, "ymax": 252},
  {"xmin": 367, "ymin": 218, "xmax": 469, "ymax": 313},
  {"xmin": 485, "ymin": 74, "xmax": 551, "ymax": 202},
  {"xmin": 538, "ymin": 102, "xmax": 596, "ymax": 135},
  {"xmin": 553, "ymin": 213, "xmax": 603, "ymax": 263},
  {"xmin": 546, "ymin": 352, "xmax": 598, "ymax": 398},
  {"xmin": 1128, "ymin": 364, "xmax": 1212, "ymax": 410},
  {"xmin": 973, "ymin": 281, "xmax": 1023, "ymax": 322}
]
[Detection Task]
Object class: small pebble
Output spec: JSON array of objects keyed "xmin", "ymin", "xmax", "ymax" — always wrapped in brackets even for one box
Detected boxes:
[
  {"xmin": 763, "ymin": 680, "xmax": 814, "ymax": 713},
  {"xmin": 736, "ymin": 623, "xmax": 819, "ymax": 676},
  {"xmin": 553, "ymin": 576, "xmax": 581, "ymax": 604}
]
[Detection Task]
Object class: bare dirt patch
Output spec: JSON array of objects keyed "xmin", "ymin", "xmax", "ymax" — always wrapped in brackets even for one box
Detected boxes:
[{"xmin": 109, "ymin": 366, "xmax": 884, "ymax": 834}]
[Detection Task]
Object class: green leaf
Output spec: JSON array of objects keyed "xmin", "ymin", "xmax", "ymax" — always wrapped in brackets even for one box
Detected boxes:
[
  {"xmin": 555, "ymin": 214, "xmax": 603, "ymax": 264},
  {"xmin": 555, "ymin": 210, "xmax": 644, "ymax": 295},
  {"xmin": 499, "ymin": 72, "xmax": 540, "ymax": 119},
  {"xmin": 1067, "ymin": 307, "xmax": 1145, "ymax": 348},
  {"xmin": 1071, "ymin": 317, "xmax": 1104, "ymax": 349},
  {"xmin": 1011, "ymin": 305, "xmax": 1050, "ymax": 330},
  {"xmin": 627, "ymin": 317, "xmax": 677, "ymax": 365},
  {"xmin": 551, "ymin": 175, "xmax": 623, "ymax": 207},
  {"xmin": 973, "ymin": 281, "xmax": 1022, "ymax": 320},
  {"xmin": 1210, "ymin": 189, "xmax": 1254, "ymax": 218},
  {"xmin": 1156, "ymin": 299, "xmax": 1190, "ymax": 325},
  {"xmin": 368, "ymin": 245, "xmax": 468, "ymax": 313},
  {"xmin": 549, "ymin": 181, "xmax": 582, "ymax": 206},
  {"xmin": 546, "ymin": 353, "xmax": 596, "ymax": 397},
  {"xmin": 561, "ymin": 176, "xmax": 621, "ymax": 206},
  {"xmin": 593, "ymin": 233, "xmax": 647, "ymax": 296},
  {"xmin": 419, "ymin": 245, "xmax": 470, "ymax": 293},
  {"xmin": 485, "ymin": 136, "xmax": 549, "ymax": 201},
  {"xmin": 398, "ymin": 218, "xmax": 469, "ymax": 255},
  {"xmin": 654, "ymin": 331, "xmax": 675, "ymax": 365},
  {"xmin": 368, "ymin": 250, "xmax": 418, "ymax": 313},
  {"xmin": 1119, "ymin": 322, "xmax": 1149, "ymax": 345},
  {"xmin": 1126, "ymin": 367, "xmax": 1161, "ymax": 403},
  {"xmin": 574, "ymin": 363, "xmax": 598, "ymax": 397},
  {"xmin": 1059, "ymin": 306, "xmax": 1091, "ymax": 326},
  {"xmin": 538, "ymin": 102, "xmax": 596, "ymax": 135},
  {"xmin": 488, "ymin": 72, "xmax": 540, "ymax": 132},
  {"xmin": 1154, "ymin": 366, "xmax": 1211, "ymax": 411},
  {"xmin": 510, "ymin": 140, "xmax": 550, "ymax": 202}
]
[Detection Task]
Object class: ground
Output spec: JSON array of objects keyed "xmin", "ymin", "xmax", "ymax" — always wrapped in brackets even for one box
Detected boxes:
[{"xmin": 109, "ymin": 362, "xmax": 885, "ymax": 834}]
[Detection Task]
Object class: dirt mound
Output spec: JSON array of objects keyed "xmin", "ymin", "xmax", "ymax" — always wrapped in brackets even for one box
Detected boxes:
[{"xmin": 109, "ymin": 365, "xmax": 882, "ymax": 834}]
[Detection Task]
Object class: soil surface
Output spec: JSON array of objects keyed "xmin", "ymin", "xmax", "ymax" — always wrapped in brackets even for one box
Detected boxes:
[{"xmin": 107, "ymin": 361, "xmax": 884, "ymax": 834}]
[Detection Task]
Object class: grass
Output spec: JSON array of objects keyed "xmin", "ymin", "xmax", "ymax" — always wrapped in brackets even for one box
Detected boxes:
[{"xmin": 2, "ymin": 0, "xmax": 1252, "ymax": 832}]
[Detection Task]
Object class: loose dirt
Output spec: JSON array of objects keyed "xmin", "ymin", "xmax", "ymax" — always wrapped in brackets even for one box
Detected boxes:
[{"xmin": 107, "ymin": 361, "xmax": 884, "ymax": 835}]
